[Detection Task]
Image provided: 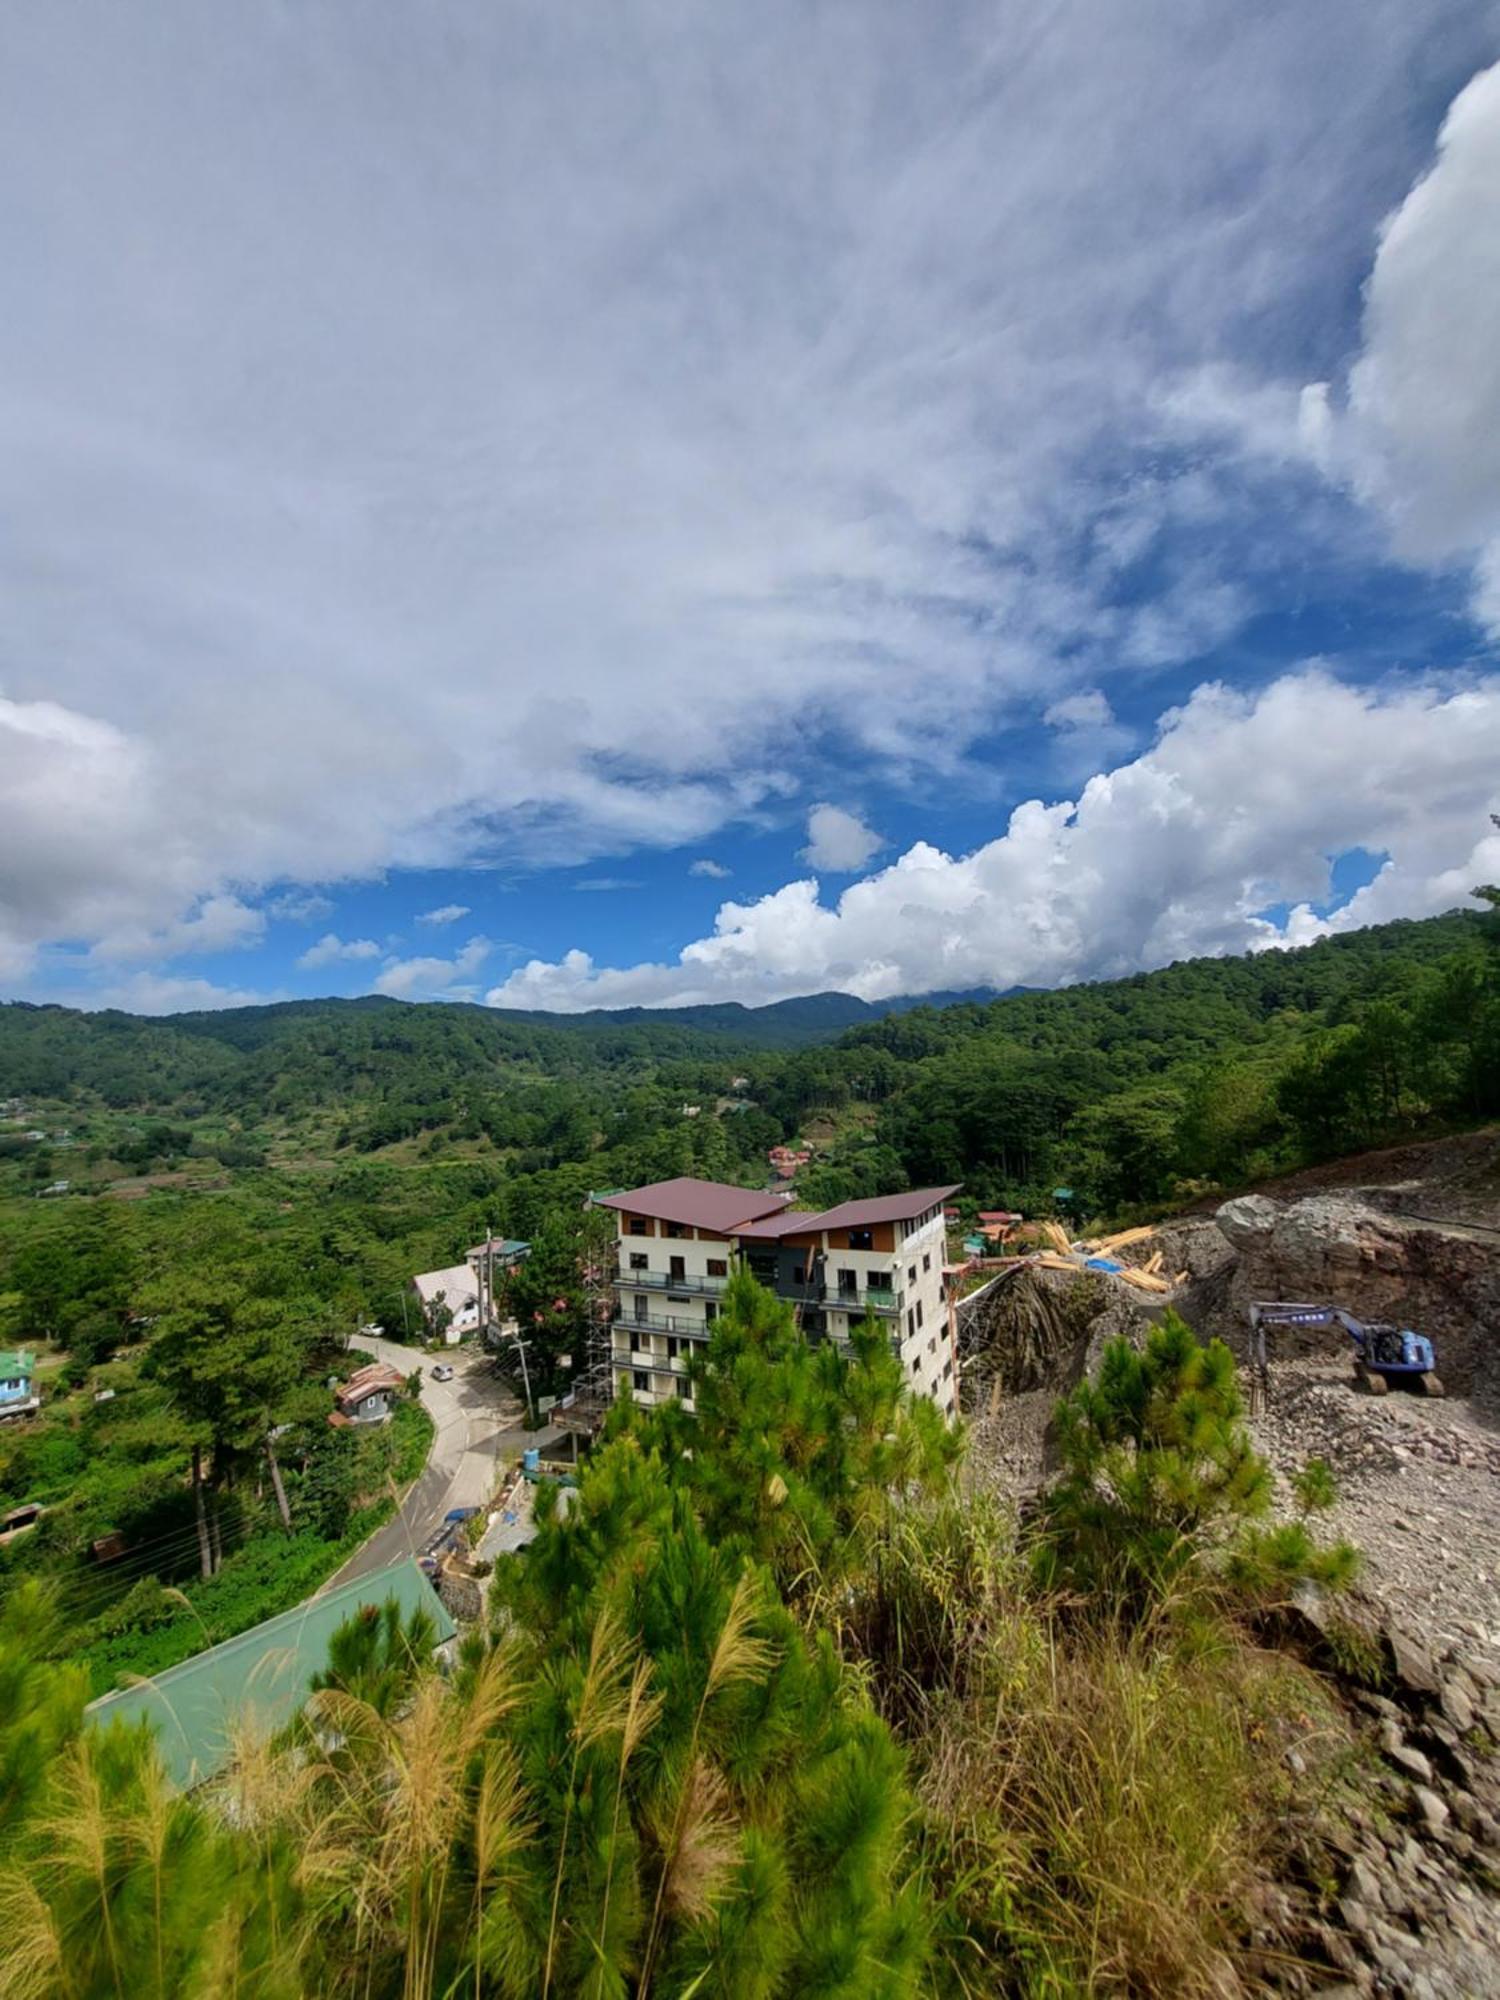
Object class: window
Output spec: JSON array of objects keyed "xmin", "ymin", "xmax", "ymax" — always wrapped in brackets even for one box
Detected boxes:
[
  {"xmin": 633, "ymin": 1371, "xmax": 650, "ymax": 1392},
  {"xmin": 704, "ymin": 1302, "xmax": 719, "ymax": 1324},
  {"xmin": 911, "ymin": 1354, "xmax": 921, "ymax": 1374},
  {"xmin": 943, "ymin": 1357, "xmax": 953, "ymax": 1379},
  {"xmin": 668, "ymin": 1255, "xmax": 686, "ymax": 1281},
  {"xmin": 633, "ymin": 1295, "xmax": 648, "ymax": 1322},
  {"xmin": 628, "ymin": 1218, "xmax": 648, "ymax": 1236},
  {"xmin": 923, "ymin": 1252, "xmax": 931, "ymax": 1273},
  {"xmin": 848, "ymin": 1228, "xmax": 874, "ymax": 1250},
  {"xmin": 706, "ymin": 1258, "xmax": 728, "ymax": 1277},
  {"xmin": 906, "ymin": 1309, "xmax": 915, "ymax": 1339},
  {"xmin": 792, "ymin": 1265, "xmax": 806, "ymax": 1286},
  {"xmin": 629, "ymin": 1251, "xmax": 648, "ymax": 1271},
  {"xmin": 927, "ymin": 1335, "xmax": 937, "ymax": 1355},
  {"xmin": 665, "ymin": 1221, "xmax": 684, "ymax": 1239},
  {"xmin": 908, "ymin": 1264, "xmax": 917, "ymax": 1286},
  {"xmin": 667, "ymin": 1337, "xmax": 679, "ymax": 1359},
  {"xmin": 837, "ymin": 1267, "xmax": 857, "ymax": 1296},
  {"xmin": 916, "ymin": 1300, "xmax": 924, "ymax": 1329}
]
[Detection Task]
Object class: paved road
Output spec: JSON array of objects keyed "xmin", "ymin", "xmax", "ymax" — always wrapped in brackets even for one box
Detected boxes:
[{"xmin": 322, "ymin": 1336, "xmax": 529, "ymax": 1589}]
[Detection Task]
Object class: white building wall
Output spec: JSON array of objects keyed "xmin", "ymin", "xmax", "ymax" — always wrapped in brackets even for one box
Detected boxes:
[{"xmin": 612, "ymin": 1216, "xmax": 733, "ymax": 1411}]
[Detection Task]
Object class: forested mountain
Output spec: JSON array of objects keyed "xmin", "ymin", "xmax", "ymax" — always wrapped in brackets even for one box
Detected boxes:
[{"xmin": 2, "ymin": 911, "xmax": 1494, "ymax": 1213}]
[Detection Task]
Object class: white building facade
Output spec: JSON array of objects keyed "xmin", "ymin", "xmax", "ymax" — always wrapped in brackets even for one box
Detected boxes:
[{"xmin": 594, "ymin": 1177, "xmax": 960, "ymax": 1418}]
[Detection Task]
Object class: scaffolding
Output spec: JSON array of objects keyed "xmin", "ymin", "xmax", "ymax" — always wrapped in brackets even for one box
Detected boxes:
[{"xmin": 554, "ymin": 1192, "xmax": 621, "ymax": 1435}]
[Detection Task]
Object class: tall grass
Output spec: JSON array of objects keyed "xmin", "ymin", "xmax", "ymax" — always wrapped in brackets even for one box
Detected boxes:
[{"xmin": 835, "ymin": 1492, "xmax": 1337, "ymax": 1999}]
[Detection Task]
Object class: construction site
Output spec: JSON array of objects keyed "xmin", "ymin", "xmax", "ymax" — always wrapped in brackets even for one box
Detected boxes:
[{"xmin": 955, "ymin": 1128, "xmax": 1500, "ymax": 1669}]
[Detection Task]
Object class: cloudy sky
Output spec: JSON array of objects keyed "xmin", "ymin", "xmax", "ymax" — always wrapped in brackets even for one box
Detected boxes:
[{"xmin": 4, "ymin": 1, "xmax": 1500, "ymax": 1014}]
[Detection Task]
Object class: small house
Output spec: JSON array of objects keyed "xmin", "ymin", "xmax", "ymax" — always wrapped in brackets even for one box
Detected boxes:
[
  {"xmin": 329, "ymin": 1361, "xmax": 406, "ymax": 1427},
  {"xmin": 0, "ymin": 1350, "xmax": 40, "ymax": 1420},
  {"xmin": 411, "ymin": 1263, "xmax": 483, "ymax": 1344},
  {"xmin": 465, "ymin": 1237, "xmax": 530, "ymax": 1274}
]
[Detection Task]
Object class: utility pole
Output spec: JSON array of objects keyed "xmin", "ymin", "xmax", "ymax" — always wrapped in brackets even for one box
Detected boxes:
[
  {"xmin": 485, "ymin": 1219, "xmax": 496, "ymax": 1346},
  {"xmin": 511, "ymin": 1329, "xmax": 535, "ymax": 1426}
]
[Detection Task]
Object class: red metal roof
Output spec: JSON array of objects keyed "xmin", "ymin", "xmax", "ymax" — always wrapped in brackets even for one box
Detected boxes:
[
  {"xmin": 732, "ymin": 1184, "xmax": 962, "ymax": 1241},
  {"xmin": 593, "ymin": 1177, "xmax": 792, "ymax": 1234}
]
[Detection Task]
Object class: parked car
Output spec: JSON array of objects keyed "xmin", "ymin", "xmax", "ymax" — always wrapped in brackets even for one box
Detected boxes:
[
  {"xmin": 431, "ymin": 1362, "xmax": 455, "ymax": 1382},
  {"xmin": 358, "ymin": 1322, "xmax": 384, "ymax": 1337}
]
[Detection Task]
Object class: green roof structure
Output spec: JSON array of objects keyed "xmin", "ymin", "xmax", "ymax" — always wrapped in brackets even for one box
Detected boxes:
[
  {"xmin": 86, "ymin": 1559, "xmax": 456, "ymax": 1790},
  {"xmin": 0, "ymin": 1349, "xmax": 36, "ymax": 1380}
]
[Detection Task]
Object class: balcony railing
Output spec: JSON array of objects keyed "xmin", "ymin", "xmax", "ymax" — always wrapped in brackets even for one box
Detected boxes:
[
  {"xmin": 768, "ymin": 1283, "xmax": 900, "ymax": 1318},
  {"xmin": 619, "ymin": 1313, "xmax": 712, "ymax": 1338},
  {"xmin": 614, "ymin": 1270, "xmax": 726, "ymax": 1297},
  {"xmin": 614, "ymin": 1347, "xmax": 695, "ymax": 1378}
]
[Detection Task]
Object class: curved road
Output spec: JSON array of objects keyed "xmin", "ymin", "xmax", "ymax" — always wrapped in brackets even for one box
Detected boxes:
[{"xmin": 322, "ymin": 1335, "xmax": 527, "ymax": 1589}]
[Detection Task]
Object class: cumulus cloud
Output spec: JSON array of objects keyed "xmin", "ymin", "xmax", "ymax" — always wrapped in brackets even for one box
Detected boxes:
[
  {"xmin": 89, "ymin": 972, "xmax": 273, "ymax": 1015},
  {"xmin": 1343, "ymin": 59, "xmax": 1500, "ymax": 627},
  {"xmin": 415, "ymin": 903, "xmax": 470, "ymax": 925},
  {"xmin": 374, "ymin": 936, "xmax": 490, "ymax": 1000},
  {"xmin": 86, "ymin": 894, "xmax": 267, "ymax": 966},
  {"xmin": 297, "ymin": 932, "xmax": 382, "ymax": 968},
  {"xmin": 4, "ymin": 3, "xmax": 1492, "ymax": 986},
  {"xmin": 487, "ymin": 672, "xmax": 1500, "ymax": 1010},
  {"xmin": 1044, "ymin": 690, "xmax": 1114, "ymax": 731},
  {"xmin": 689, "ymin": 859, "xmax": 731, "ymax": 879},
  {"xmin": 267, "ymin": 890, "xmax": 335, "ymax": 924},
  {"xmin": 800, "ymin": 805, "xmax": 882, "ymax": 874}
]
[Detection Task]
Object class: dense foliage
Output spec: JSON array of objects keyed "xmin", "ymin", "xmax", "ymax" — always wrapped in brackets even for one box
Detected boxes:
[
  {"xmin": 0, "ymin": 1274, "xmax": 1356, "ymax": 1998},
  {"xmin": 4, "ymin": 910, "xmax": 1494, "ymax": 1227}
]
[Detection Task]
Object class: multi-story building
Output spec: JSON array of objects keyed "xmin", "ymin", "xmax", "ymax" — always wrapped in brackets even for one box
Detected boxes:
[
  {"xmin": 593, "ymin": 1178, "xmax": 791, "ymax": 1410},
  {"xmin": 593, "ymin": 1176, "xmax": 961, "ymax": 1419}
]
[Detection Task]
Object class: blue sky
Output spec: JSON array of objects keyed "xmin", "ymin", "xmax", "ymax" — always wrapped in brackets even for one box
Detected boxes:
[{"xmin": 3, "ymin": 2, "xmax": 1500, "ymax": 1013}]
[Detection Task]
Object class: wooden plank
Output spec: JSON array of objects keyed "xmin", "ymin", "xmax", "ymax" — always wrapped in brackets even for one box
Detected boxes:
[{"xmin": 1091, "ymin": 1224, "xmax": 1157, "ymax": 1255}]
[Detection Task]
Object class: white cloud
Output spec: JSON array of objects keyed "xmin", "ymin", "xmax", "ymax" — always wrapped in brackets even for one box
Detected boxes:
[
  {"xmin": 268, "ymin": 890, "xmax": 335, "ymax": 924},
  {"xmin": 487, "ymin": 671, "xmax": 1500, "ymax": 1010},
  {"xmin": 1342, "ymin": 59, "xmax": 1500, "ymax": 628},
  {"xmin": 800, "ymin": 805, "xmax": 882, "ymax": 873},
  {"xmin": 1044, "ymin": 690, "xmax": 1114, "ymax": 732},
  {"xmin": 297, "ymin": 932, "xmax": 382, "ymax": 968},
  {"xmin": 689, "ymin": 858, "xmax": 731, "ymax": 879},
  {"xmin": 88, "ymin": 893, "xmax": 267, "ymax": 965},
  {"xmin": 415, "ymin": 902, "xmax": 470, "ymax": 925},
  {"xmin": 374, "ymin": 936, "xmax": 490, "ymax": 1000},
  {"xmin": 3, "ymin": 4, "xmax": 1491, "ymax": 982},
  {"xmin": 90, "ymin": 971, "xmax": 273, "ymax": 1015},
  {"xmin": 573, "ymin": 877, "xmax": 642, "ymax": 893}
]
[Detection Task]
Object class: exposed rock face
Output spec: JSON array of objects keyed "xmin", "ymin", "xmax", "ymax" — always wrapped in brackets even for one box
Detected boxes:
[
  {"xmin": 1200, "ymin": 1192, "xmax": 1500, "ymax": 1407},
  {"xmin": 1271, "ymin": 1591, "xmax": 1500, "ymax": 1999}
]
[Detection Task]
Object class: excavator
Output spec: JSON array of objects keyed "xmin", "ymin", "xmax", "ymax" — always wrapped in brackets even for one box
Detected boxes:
[{"xmin": 1246, "ymin": 1300, "xmax": 1443, "ymax": 1412}]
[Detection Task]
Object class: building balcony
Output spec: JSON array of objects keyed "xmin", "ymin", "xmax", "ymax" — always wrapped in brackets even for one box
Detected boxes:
[
  {"xmin": 770, "ymin": 1283, "xmax": 900, "ymax": 1319},
  {"xmin": 618, "ymin": 1313, "xmax": 712, "ymax": 1339},
  {"xmin": 614, "ymin": 1270, "xmax": 726, "ymax": 1297},
  {"xmin": 614, "ymin": 1347, "xmax": 695, "ymax": 1378}
]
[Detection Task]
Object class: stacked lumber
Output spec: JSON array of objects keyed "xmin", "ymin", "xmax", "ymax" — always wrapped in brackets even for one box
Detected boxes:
[
  {"xmin": 1040, "ymin": 1220, "xmax": 1073, "ymax": 1255},
  {"xmin": 1117, "ymin": 1266, "xmax": 1171, "ymax": 1294},
  {"xmin": 1085, "ymin": 1223, "xmax": 1157, "ymax": 1255},
  {"xmin": 1032, "ymin": 1251, "xmax": 1080, "ymax": 1272}
]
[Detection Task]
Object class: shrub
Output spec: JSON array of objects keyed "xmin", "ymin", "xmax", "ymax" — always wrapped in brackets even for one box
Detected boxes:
[{"xmin": 1031, "ymin": 1314, "xmax": 1355, "ymax": 1611}]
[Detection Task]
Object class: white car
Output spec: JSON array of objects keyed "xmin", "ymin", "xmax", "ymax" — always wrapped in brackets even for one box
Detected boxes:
[
  {"xmin": 358, "ymin": 1323, "xmax": 384, "ymax": 1337},
  {"xmin": 431, "ymin": 1363, "xmax": 455, "ymax": 1383}
]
